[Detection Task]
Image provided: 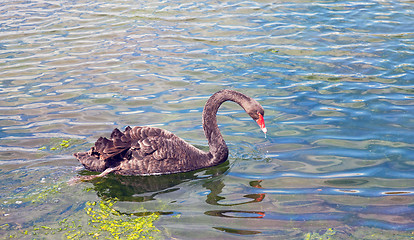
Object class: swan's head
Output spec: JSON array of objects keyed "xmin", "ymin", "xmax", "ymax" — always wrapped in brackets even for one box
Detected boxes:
[
  {"xmin": 255, "ymin": 111, "xmax": 267, "ymax": 135},
  {"xmin": 246, "ymin": 100, "xmax": 267, "ymax": 135}
]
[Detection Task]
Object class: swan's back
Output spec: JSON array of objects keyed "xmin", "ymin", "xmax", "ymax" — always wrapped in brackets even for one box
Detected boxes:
[{"xmin": 74, "ymin": 126, "xmax": 212, "ymax": 175}]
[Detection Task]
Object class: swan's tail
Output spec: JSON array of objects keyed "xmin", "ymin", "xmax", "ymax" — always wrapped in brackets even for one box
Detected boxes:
[
  {"xmin": 74, "ymin": 128, "xmax": 128, "ymax": 172},
  {"xmin": 74, "ymin": 150, "xmax": 106, "ymax": 172}
]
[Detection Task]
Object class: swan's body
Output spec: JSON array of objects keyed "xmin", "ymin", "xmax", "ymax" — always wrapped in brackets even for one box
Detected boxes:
[{"xmin": 74, "ymin": 89, "xmax": 266, "ymax": 176}]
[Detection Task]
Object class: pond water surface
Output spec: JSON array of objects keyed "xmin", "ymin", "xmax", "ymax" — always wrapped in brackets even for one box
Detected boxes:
[{"xmin": 1, "ymin": 0, "xmax": 413, "ymax": 239}]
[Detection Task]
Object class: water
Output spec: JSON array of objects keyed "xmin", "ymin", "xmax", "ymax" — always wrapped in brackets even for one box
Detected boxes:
[{"xmin": 1, "ymin": 0, "xmax": 413, "ymax": 239}]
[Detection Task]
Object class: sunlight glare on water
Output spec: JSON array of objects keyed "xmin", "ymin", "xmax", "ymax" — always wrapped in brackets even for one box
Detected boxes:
[{"xmin": 0, "ymin": 0, "xmax": 413, "ymax": 239}]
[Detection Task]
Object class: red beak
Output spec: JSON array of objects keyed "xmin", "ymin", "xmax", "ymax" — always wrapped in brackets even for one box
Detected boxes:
[{"xmin": 256, "ymin": 113, "xmax": 267, "ymax": 134}]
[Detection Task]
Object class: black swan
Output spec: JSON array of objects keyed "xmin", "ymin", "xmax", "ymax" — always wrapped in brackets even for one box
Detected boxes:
[{"xmin": 74, "ymin": 89, "xmax": 266, "ymax": 177}]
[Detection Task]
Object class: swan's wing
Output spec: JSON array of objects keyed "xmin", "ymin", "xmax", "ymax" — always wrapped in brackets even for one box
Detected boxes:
[{"xmin": 91, "ymin": 126, "xmax": 176, "ymax": 161}]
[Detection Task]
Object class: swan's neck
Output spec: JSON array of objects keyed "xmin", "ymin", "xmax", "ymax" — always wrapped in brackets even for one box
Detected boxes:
[{"xmin": 202, "ymin": 90, "xmax": 252, "ymax": 164}]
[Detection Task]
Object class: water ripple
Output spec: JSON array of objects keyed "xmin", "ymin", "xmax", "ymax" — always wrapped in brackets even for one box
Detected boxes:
[{"xmin": 230, "ymin": 163, "xmax": 414, "ymax": 180}]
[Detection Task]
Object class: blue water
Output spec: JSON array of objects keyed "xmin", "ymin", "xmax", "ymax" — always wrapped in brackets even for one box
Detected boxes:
[{"xmin": 0, "ymin": 0, "xmax": 413, "ymax": 239}]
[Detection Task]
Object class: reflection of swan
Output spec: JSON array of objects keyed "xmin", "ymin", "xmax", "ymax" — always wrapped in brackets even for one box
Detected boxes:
[
  {"xmin": 85, "ymin": 161, "xmax": 229, "ymax": 202},
  {"xmin": 203, "ymin": 178, "xmax": 266, "ymax": 236},
  {"xmin": 204, "ymin": 180, "xmax": 265, "ymax": 206},
  {"xmin": 74, "ymin": 89, "xmax": 266, "ymax": 176}
]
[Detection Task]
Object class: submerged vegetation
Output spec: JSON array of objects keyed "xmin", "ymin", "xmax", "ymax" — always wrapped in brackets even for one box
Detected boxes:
[
  {"xmin": 304, "ymin": 228, "xmax": 336, "ymax": 240},
  {"xmin": 4, "ymin": 184, "xmax": 161, "ymax": 240},
  {"xmin": 38, "ymin": 138, "xmax": 83, "ymax": 151},
  {"xmin": 82, "ymin": 199, "xmax": 160, "ymax": 240},
  {"xmin": 66, "ymin": 198, "xmax": 160, "ymax": 240}
]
